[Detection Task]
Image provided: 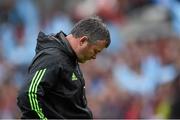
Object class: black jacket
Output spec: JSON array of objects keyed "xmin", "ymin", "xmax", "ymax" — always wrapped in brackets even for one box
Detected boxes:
[{"xmin": 17, "ymin": 31, "xmax": 93, "ymax": 119}]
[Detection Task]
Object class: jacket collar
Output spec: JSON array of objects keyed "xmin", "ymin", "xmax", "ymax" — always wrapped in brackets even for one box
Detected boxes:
[
  {"xmin": 55, "ymin": 31, "xmax": 78, "ymax": 61},
  {"xmin": 36, "ymin": 31, "xmax": 78, "ymax": 62}
]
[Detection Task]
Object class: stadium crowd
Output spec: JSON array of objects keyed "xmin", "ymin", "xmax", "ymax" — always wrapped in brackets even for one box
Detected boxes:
[{"xmin": 0, "ymin": 0, "xmax": 180, "ymax": 118}]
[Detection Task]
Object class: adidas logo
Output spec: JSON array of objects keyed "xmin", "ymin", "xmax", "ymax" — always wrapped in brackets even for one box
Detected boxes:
[{"xmin": 72, "ymin": 72, "xmax": 78, "ymax": 81}]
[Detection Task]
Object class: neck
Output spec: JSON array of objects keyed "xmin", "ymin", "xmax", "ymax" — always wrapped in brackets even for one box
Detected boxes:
[{"xmin": 66, "ymin": 34, "xmax": 79, "ymax": 55}]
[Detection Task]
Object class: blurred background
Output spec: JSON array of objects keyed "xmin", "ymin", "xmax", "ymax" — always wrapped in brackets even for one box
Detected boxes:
[{"xmin": 0, "ymin": 0, "xmax": 180, "ymax": 119}]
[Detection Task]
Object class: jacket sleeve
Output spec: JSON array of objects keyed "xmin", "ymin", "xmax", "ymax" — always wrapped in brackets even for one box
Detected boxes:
[{"xmin": 27, "ymin": 51, "xmax": 62, "ymax": 119}]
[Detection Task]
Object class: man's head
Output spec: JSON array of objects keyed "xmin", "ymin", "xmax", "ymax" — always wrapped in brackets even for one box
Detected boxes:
[{"xmin": 68, "ymin": 16, "xmax": 111, "ymax": 63}]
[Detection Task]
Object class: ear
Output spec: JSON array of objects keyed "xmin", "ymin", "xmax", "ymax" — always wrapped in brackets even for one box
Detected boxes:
[{"xmin": 79, "ymin": 36, "xmax": 88, "ymax": 46}]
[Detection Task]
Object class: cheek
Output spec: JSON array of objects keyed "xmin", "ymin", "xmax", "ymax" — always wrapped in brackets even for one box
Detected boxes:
[
  {"xmin": 79, "ymin": 48, "xmax": 90, "ymax": 58},
  {"xmin": 86, "ymin": 49, "xmax": 94, "ymax": 55},
  {"xmin": 83, "ymin": 47, "xmax": 91, "ymax": 54},
  {"xmin": 80, "ymin": 46, "xmax": 94, "ymax": 58}
]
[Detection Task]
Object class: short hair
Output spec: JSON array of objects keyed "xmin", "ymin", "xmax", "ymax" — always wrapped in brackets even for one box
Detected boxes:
[{"xmin": 70, "ymin": 16, "xmax": 111, "ymax": 48}]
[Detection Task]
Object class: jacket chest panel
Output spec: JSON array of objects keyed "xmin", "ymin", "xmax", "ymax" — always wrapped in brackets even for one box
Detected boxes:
[
  {"xmin": 57, "ymin": 61, "xmax": 86, "ymax": 93},
  {"xmin": 62, "ymin": 67, "xmax": 82, "ymax": 88}
]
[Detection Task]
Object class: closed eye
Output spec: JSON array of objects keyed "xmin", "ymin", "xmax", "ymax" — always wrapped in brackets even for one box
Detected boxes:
[
  {"xmin": 94, "ymin": 50, "xmax": 100, "ymax": 54},
  {"xmin": 96, "ymin": 50, "xmax": 101, "ymax": 54}
]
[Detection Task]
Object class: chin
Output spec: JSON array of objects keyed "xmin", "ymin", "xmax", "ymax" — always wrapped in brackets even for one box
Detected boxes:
[
  {"xmin": 78, "ymin": 59, "xmax": 86, "ymax": 63},
  {"xmin": 81, "ymin": 60, "xmax": 87, "ymax": 63}
]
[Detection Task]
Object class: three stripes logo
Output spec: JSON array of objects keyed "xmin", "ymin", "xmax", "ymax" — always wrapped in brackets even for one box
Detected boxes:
[
  {"xmin": 72, "ymin": 72, "xmax": 78, "ymax": 81},
  {"xmin": 28, "ymin": 68, "xmax": 47, "ymax": 120}
]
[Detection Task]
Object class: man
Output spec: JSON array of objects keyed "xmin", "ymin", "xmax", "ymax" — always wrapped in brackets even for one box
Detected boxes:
[{"xmin": 17, "ymin": 16, "xmax": 111, "ymax": 119}]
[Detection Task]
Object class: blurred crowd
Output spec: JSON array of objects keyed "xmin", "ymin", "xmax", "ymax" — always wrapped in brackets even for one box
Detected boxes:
[{"xmin": 0, "ymin": 0, "xmax": 180, "ymax": 119}]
